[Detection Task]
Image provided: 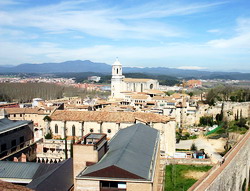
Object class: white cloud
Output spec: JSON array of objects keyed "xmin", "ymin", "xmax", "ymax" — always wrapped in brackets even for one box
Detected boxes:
[
  {"xmin": 0, "ymin": 0, "xmax": 226, "ymax": 40},
  {"xmin": 207, "ymin": 29, "xmax": 221, "ymax": 33},
  {"xmin": 0, "ymin": 0, "xmax": 19, "ymax": 6},
  {"xmin": 118, "ymin": 1, "xmax": 227, "ymax": 19},
  {"xmin": 207, "ymin": 18, "xmax": 250, "ymax": 48}
]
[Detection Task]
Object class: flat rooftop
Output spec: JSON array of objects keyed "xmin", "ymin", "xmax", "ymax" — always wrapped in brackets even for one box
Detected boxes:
[
  {"xmin": 0, "ymin": 118, "xmax": 31, "ymax": 134},
  {"xmin": 76, "ymin": 133, "xmax": 107, "ymax": 146}
]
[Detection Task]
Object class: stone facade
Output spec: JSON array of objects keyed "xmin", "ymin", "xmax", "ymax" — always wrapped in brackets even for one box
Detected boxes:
[
  {"xmin": 111, "ymin": 59, "xmax": 159, "ymax": 99},
  {"xmin": 50, "ymin": 110, "xmax": 176, "ymax": 156}
]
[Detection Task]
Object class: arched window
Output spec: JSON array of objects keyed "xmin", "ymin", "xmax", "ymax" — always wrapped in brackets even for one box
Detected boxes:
[
  {"xmin": 55, "ymin": 124, "xmax": 58, "ymax": 134},
  {"xmin": 150, "ymin": 84, "xmax": 153, "ymax": 89},
  {"xmin": 72, "ymin": 125, "xmax": 75, "ymax": 136},
  {"xmin": 117, "ymin": 68, "xmax": 119, "ymax": 74}
]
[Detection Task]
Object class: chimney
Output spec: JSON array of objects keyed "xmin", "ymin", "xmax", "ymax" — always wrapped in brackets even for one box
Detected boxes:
[{"xmin": 0, "ymin": 109, "xmax": 8, "ymax": 119}]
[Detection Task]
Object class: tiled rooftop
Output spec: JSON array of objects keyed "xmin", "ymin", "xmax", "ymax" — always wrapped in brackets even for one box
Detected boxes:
[{"xmin": 51, "ymin": 110, "xmax": 170, "ymax": 123}]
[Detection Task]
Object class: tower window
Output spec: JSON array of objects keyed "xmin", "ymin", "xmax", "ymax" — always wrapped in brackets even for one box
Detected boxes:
[
  {"xmin": 72, "ymin": 125, "xmax": 76, "ymax": 136},
  {"xmin": 55, "ymin": 124, "xmax": 58, "ymax": 134},
  {"xmin": 117, "ymin": 68, "xmax": 119, "ymax": 74}
]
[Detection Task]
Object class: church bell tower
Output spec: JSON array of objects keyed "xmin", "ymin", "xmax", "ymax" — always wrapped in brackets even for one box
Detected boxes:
[{"xmin": 111, "ymin": 58, "xmax": 124, "ymax": 98}]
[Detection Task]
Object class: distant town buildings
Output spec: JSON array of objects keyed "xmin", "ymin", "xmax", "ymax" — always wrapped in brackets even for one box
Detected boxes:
[{"xmin": 87, "ymin": 76, "xmax": 101, "ymax": 82}]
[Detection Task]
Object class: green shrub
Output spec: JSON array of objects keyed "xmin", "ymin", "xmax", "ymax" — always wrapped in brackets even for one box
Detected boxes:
[{"xmin": 45, "ymin": 132, "xmax": 53, "ymax": 139}]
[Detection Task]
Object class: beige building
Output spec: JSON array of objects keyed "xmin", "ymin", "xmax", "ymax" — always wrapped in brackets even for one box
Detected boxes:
[
  {"xmin": 50, "ymin": 110, "xmax": 176, "ymax": 156},
  {"xmin": 74, "ymin": 123, "xmax": 161, "ymax": 191},
  {"xmin": 111, "ymin": 59, "xmax": 159, "ymax": 99},
  {"xmin": 36, "ymin": 139, "xmax": 73, "ymax": 163}
]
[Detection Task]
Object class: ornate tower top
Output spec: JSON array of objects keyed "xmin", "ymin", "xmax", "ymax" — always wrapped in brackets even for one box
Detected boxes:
[
  {"xmin": 112, "ymin": 58, "xmax": 123, "ymax": 77},
  {"xmin": 113, "ymin": 57, "xmax": 122, "ymax": 66}
]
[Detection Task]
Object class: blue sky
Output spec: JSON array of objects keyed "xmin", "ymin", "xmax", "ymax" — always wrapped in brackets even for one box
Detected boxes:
[{"xmin": 0, "ymin": 0, "xmax": 250, "ymax": 72}]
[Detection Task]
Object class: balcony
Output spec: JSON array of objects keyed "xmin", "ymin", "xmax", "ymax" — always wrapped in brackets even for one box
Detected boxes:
[{"xmin": 0, "ymin": 139, "xmax": 37, "ymax": 160}]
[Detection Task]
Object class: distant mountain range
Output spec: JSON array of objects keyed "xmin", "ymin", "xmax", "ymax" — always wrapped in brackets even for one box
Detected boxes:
[{"xmin": 0, "ymin": 60, "xmax": 250, "ymax": 80}]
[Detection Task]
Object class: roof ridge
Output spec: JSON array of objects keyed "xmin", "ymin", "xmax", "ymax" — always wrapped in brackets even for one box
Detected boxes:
[{"xmin": 113, "ymin": 124, "xmax": 140, "ymax": 166}]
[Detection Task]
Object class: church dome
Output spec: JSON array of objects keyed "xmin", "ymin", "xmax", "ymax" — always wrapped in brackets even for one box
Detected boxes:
[{"xmin": 113, "ymin": 58, "xmax": 122, "ymax": 66}]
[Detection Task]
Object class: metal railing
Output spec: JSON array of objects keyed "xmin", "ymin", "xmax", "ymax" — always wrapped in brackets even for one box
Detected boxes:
[{"xmin": 0, "ymin": 139, "xmax": 39, "ymax": 160}]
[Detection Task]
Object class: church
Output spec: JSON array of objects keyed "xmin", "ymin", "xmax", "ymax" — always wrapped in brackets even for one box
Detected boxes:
[{"xmin": 111, "ymin": 59, "xmax": 159, "ymax": 99}]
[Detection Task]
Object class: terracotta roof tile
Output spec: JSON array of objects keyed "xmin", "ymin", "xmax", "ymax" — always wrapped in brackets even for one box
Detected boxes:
[
  {"xmin": 51, "ymin": 110, "xmax": 170, "ymax": 123},
  {"xmin": 5, "ymin": 108, "xmax": 42, "ymax": 114},
  {"xmin": 131, "ymin": 95, "xmax": 149, "ymax": 99},
  {"xmin": 144, "ymin": 89, "xmax": 164, "ymax": 94}
]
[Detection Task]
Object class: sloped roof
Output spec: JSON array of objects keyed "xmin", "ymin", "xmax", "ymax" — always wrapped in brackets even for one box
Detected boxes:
[
  {"xmin": 78, "ymin": 123, "xmax": 160, "ymax": 181},
  {"xmin": 0, "ymin": 159, "xmax": 73, "ymax": 191},
  {"xmin": 0, "ymin": 161, "xmax": 40, "ymax": 180},
  {"xmin": 0, "ymin": 118, "xmax": 31, "ymax": 133},
  {"xmin": 5, "ymin": 108, "xmax": 46, "ymax": 114},
  {"xmin": 144, "ymin": 89, "xmax": 164, "ymax": 94},
  {"xmin": 131, "ymin": 94, "xmax": 149, "ymax": 99},
  {"xmin": 50, "ymin": 111, "xmax": 170, "ymax": 123},
  {"xmin": 27, "ymin": 159, "xmax": 73, "ymax": 191},
  {"xmin": 152, "ymin": 96, "xmax": 173, "ymax": 101}
]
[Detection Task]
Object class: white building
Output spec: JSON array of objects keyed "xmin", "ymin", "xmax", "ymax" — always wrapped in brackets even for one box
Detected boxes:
[
  {"xmin": 87, "ymin": 76, "xmax": 101, "ymax": 82},
  {"xmin": 111, "ymin": 59, "xmax": 159, "ymax": 99}
]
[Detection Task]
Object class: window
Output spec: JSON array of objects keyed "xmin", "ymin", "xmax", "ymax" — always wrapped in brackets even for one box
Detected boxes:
[
  {"xmin": 13, "ymin": 114, "xmax": 16, "ymax": 117},
  {"xmin": 11, "ymin": 139, "xmax": 16, "ymax": 147},
  {"xmin": 107, "ymin": 129, "xmax": 111, "ymax": 133},
  {"xmin": 1, "ymin": 144, "xmax": 7, "ymax": 152},
  {"xmin": 20, "ymin": 136, "xmax": 24, "ymax": 143},
  {"xmin": 100, "ymin": 181, "xmax": 126, "ymax": 189},
  {"xmin": 72, "ymin": 125, "xmax": 76, "ymax": 136},
  {"xmin": 90, "ymin": 128, "xmax": 94, "ymax": 133},
  {"xmin": 20, "ymin": 114, "xmax": 22, "ymax": 117},
  {"xmin": 150, "ymin": 84, "xmax": 153, "ymax": 89},
  {"xmin": 55, "ymin": 124, "xmax": 58, "ymax": 134}
]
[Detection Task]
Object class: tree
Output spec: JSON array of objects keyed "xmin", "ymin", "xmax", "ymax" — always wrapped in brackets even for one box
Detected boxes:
[
  {"xmin": 43, "ymin": 115, "xmax": 52, "ymax": 122},
  {"xmin": 236, "ymin": 118, "xmax": 247, "ymax": 128},
  {"xmin": 190, "ymin": 143, "xmax": 197, "ymax": 151},
  {"xmin": 200, "ymin": 116, "xmax": 214, "ymax": 126},
  {"xmin": 206, "ymin": 89, "xmax": 216, "ymax": 106},
  {"xmin": 187, "ymin": 92, "xmax": 194, "ymax": 97}
]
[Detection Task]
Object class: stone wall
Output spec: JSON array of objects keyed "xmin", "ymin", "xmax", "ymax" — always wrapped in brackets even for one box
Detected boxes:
[
  {"xmin": 189, "ymin": 130, "xmax": 250, "ymax": 191},
  {"xmin": 167, "ymin": 158, "xmax": 213, "ymax": 166}
]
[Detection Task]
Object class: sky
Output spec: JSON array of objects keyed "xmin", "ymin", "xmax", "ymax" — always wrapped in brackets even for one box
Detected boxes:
[{"xmin": 0, "ymin": 0, "xmax": 250, "ymax": 72}]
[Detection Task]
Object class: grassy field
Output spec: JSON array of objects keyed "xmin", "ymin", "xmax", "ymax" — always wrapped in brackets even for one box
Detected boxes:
[{"xmin": 165, "ymin": 164, "xmax": 212, "ymax": 191}]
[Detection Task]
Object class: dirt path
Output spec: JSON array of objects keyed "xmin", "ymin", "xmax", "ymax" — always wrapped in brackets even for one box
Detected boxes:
[{"xmin": 184, "ymin": 170, "xmax": 207, "ymax": 180}]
